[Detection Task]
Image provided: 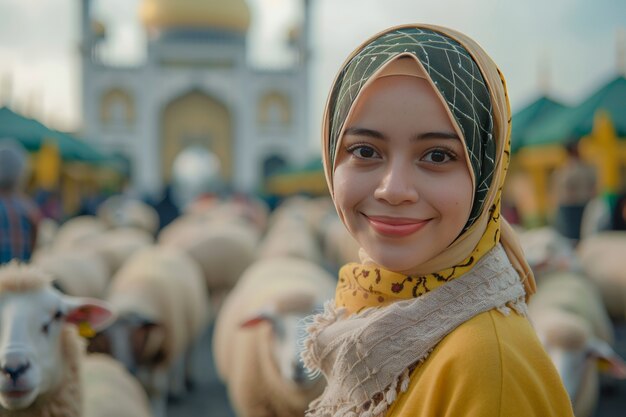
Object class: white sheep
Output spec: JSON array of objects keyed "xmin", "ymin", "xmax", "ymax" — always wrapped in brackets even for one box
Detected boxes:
[
  {"xmin": 528, "ymin": 271, "xmax": 626, "ymax": 417},
  {"xmin": 159, "ymin": 216, "xmax": 259, "ymax": 315},
  {"xmin": 81, "ymin": 228, "xmax": 154, "ymax": 277},
  {"xmin": 577, "ymin": 231, "xmax": 626, "ymax": 320},
  {"xmin": 31, "ymin": 250, "xmax": 110, "ymax": 299},
  {"xmin": 319, "ymin": 214, "xmax": 360, "ymax": 273},
  {"xmin": 91, "ymin": 246, "xmax": 209, "ymax": 417},
  {"xmin": 82, "ymin": 353, "xmax": 153, "ymax": 417},
  {"xmin": 0, "ymin": 262, "xmax": 114, "ymax": 417},
  {"xmin": 257, "ymin": 199, "xmax": 323, "ymax": 263},
  {"xmin": 53, "ymin": 216, "xmax": 108, "ymax": 250},
  {"xmin": 213, "ymin": 256, "xmax": 335, "ymax": 417},
  {"xmin": 517, "ymin": 226, "xmax": 581, "ymax": 277},
  {"xmin": 97, "ymin": 196, "xmax": 160, "ymax": 236}
]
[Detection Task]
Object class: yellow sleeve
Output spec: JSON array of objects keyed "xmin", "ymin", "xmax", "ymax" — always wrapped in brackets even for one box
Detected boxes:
[{"xmin": 386, "ymin": 310, "xmax": 575, "ymax": 417}]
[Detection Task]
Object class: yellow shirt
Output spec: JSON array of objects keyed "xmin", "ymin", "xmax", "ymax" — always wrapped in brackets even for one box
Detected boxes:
[{"xmin": 386, "ymin": 309, "xmax": 575, "ymax": 417}]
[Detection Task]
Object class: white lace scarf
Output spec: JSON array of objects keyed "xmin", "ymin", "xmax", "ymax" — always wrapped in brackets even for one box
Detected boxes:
[{"xmin": 301, "ymin": 244, "xmax": 528, "ymax": 417}]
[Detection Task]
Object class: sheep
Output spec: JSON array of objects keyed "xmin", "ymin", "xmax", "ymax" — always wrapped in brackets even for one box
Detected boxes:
[
  {"xmin": 184, "ymin": 196, "xmax": 270, "ymax": 234},
  {"xmin": 257, "ymin": 199, "xmax": 323, "ymax": 263},
  {"xmin": 319, "ymin": 214, "xmax": 360, "ymax": 273},
  {"xmin": 53, "ymin": 216, "xmax": 108, "ymax": 250},
  {"xmin": 517, "ymin": 226, "xmax": 581, "ymax": 278},
  {"xmin": 89, "ymin": 246, "xmax": 209, "ymax": 417},
  {"xmin": 97, "ymin": 196, "xmax": 160, "ymax": 236},
  {"xmin": 31, "ymin": 250, "xmax": 110, "ymax": 299},
  {"xmin": 34, "ymin": 218, "xmax": 59, "ymax": 251},
  {"xmin": 81, "ymin": 228, "xmax": 154, "ymax": 277},
  {"xmin": 0, "ymin": 262, "xmax": 114, "ymax": 417},
  {"xmin": 158, "ymin": 216, "xmax": 259, "ymax": 315},
  {"xmin": 82, "ymin": 353, "xmax": 152, "ymax": 417},
  {"xmin": 577, "ymin": 231, "xmax": 626, "ymax": 320},
  {"xmin": 528, "ymin": 271, "xmax": 626, "ymax": 417},
  {"xmin": 213, "ymin": 256, "xmax": 336, "ymax": 417}
]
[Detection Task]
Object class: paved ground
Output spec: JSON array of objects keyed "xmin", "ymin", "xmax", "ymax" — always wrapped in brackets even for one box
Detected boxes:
[{"xmin": 168, "ymin": 322, "xmax": 626, "ymax": 417}]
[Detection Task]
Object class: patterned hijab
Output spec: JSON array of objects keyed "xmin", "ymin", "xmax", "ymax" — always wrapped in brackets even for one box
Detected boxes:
[{"xmin": 322, "ymin": 24, "xmax": 535, "ymax": 314}]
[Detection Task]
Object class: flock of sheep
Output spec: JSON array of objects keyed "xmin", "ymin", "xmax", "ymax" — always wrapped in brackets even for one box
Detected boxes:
[
  {"xmin": 1, "ymin": 193, "xmax": 625, "ymax": 417},
  {"xmin": 519, "ymin": 227, "xmax": 626, "ymax": 417},
  {"xmin": 0, "ymin": 194, "xmax": 358, "ymax": 417}
]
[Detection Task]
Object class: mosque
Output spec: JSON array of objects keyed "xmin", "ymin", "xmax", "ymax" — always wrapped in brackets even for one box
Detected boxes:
[{"xmin": 79, "ymin": 0, "xmax": 312, "ymax": 197}]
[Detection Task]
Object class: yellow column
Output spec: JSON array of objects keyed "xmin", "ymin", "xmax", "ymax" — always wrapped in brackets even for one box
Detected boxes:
[
  {"xmin": 516, "ymin": 145, "xmax": 567, "ymax": 221},
  {"xmin": 579, "ymin": 111, "xmax": 622, "ymax": 194},
  {"xmin": 34, "ymin": 140, "xmax": 61, "ymax": 190}
]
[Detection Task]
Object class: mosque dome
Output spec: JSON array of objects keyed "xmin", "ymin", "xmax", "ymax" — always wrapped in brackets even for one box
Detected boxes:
[{"xmin": 139, "ymin": 0, "xmax": 251, "ymax": 33}]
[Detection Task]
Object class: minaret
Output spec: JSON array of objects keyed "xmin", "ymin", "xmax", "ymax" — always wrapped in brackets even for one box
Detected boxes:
[
  {"xmin": 79, "ymin": 0, "xmax": 94, "ymax": 135},
  {"xmin": 617, "ymin": 28, "xmax": 626, "ymax": 77},
  {"xmin": 537, "ymin": 47, "xmax": 551, "ymax": 96}
]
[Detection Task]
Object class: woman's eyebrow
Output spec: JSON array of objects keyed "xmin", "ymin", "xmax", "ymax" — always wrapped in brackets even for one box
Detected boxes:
[
  {"xmin": 343, "ymin": 127, "xmax": 386, "ymax": 139},
  {"xmin": 415, "ymin": 131, "xmax": 460, "ymax": 140}
]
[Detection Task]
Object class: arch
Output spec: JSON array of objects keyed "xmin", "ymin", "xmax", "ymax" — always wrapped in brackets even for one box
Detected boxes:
[
  {"xmin": 257, "ymin": 91, "xmax": 292, "ymax": 126},
  {"xmin": 100, "ymin": 88, "xmax": 135, "ymax": 126},
  {"xmin": 161, "ymin": 90, "xmax": 232, "ymax": 183},
  {"xmin": 263, "ymin": 154, "xmax": 287, "ymax": 178}
]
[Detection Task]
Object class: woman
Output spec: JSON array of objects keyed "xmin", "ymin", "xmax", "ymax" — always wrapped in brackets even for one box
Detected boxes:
[{"xmin": 302, "ymin": 25, "xmax": 574, "ymax": 417}]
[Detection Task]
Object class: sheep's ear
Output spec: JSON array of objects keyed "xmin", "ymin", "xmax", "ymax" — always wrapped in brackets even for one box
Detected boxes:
[
  {"xmin": 63, "ymin": 297, "xmax": 116, "ymax": 337},
  {"xmin": 588, "ymin": 339, "xmax": 626, "ymax": 379}
]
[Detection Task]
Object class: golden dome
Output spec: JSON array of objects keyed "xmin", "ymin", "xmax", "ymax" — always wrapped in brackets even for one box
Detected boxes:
[{"xmin": 140, "ymin": 0, "xmax": 251, "ymax": 33}]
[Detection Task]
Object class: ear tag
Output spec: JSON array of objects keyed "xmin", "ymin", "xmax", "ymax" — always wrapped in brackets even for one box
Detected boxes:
[{"xmin": 78, "ymin": 321, "xmax": 96, "ymax": 338}]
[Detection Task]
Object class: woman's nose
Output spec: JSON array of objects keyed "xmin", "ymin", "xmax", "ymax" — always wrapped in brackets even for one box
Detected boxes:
[{"xmin": 373, "ymin": 161, "xmax": 419, "ymax": 205}]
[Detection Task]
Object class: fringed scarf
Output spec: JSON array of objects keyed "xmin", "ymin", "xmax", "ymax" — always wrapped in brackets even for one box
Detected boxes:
[{"xmin": 302, "ymin": 245, "xmax": 527, "ymax": 417}]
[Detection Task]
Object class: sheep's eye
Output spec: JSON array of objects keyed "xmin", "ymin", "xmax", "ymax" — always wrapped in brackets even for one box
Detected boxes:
[
  {"xmin": 54, "ymin": 310, "xmax": 63, "ymax": 320},
  {"xmin": 41, "ymin": 322, "xmax": 51, "ymax": 336}
]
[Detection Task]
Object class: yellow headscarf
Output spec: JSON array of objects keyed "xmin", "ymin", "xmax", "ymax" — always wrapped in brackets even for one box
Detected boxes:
[{"xmin": 322, "ymin": 24, "xmax": 535, "ymax": 314}]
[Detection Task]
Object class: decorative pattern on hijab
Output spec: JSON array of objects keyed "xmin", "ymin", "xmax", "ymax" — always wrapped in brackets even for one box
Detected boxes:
[{"xmin": 327, "ymin": 27, "xmax": 495, "ymax": 229}]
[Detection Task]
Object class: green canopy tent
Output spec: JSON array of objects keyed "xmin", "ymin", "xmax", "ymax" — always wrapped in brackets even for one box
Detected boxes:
[
  {"xmin": 0, "ymin": 106, "xmax": 110, "ymax": 164},
  {"xmin": 523, "ymin": 76, "xmax": 626, "ymax": 148},
  {"xmin": 510, "ymin": 96, "xmax": 569, "ymax": 153},
  {"xmin": 265, "ymin": 157, "xmax": 328, "ymax": 196}
]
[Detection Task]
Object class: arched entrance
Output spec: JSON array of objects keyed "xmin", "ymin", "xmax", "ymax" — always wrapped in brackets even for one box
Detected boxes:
[
  {"xmin": 263, "ymin": 154, "xmax": 287, "ymax": 178},
  {"xmin": 161, "ymin": 90, "xmax": 232, "ymax": 184}
]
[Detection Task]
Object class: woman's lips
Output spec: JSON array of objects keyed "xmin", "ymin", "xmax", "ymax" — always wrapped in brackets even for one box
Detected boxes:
[{"xmin": 366, "ymin": 215, "xmax": 429, "ymax": 237}]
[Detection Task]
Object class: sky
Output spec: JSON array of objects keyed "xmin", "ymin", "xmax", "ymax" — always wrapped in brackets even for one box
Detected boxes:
[{"xmin": 0, "ymin": 0, "xmax": 624, "ymax": 151}]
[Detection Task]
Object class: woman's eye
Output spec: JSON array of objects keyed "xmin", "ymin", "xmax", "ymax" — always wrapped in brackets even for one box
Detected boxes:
[
  {"xmin": 350, "ymin": 145, "xmax": 379, "ymax": 159},
  {"xmin": 422, "ymin": 149, "xmax": 454, "ymax": 164}
]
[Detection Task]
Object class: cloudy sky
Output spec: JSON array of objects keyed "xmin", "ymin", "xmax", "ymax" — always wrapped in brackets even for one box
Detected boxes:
[{"xmin": 0, "ymin": 0, "xmax": 624, "ymax": 148}]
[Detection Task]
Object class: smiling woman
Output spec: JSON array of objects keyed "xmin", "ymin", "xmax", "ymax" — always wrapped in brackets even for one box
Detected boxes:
[{"xmin": 301, "ymin": 24, "xmax": 576, "ymax": 417}]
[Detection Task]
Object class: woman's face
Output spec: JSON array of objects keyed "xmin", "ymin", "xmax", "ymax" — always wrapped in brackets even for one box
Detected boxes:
[{"xmin": 333, "ymin": 75, "xmax": 473, "ymax": 274}]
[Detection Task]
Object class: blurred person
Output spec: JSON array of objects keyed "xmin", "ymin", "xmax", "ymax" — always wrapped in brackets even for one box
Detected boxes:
[
  {"xmin": 152, "ymin": 184, "xmax": 180, "ymax": 231},
  {"xmin": 551, "ymin": 142, "xmax": 597, "ymax": 241},
  {"xmin": 611, "ymin": 192, "xmax": 626, "ymax": 230},
  {"xmin": 0, "ymin": 138, "xmax": 41, "ymax": 264}
]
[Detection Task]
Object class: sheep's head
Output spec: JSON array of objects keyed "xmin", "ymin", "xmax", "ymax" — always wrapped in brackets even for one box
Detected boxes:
[
  {"xmin": 533, "ymin": 309, "xmax": 626, "ymax": 407},
  {"xmin": 0, "ymin": 263, "xmax": 114, "ymax": 411},
  {"xmin": 518, "ymin": 227, "xmax": 579, "ymax": 276},
  {"xmin": 241, "ymin": 292, "xmax": 323, "ymax": 389}
]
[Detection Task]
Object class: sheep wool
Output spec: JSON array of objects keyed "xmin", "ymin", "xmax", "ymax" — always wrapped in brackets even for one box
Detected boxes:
[{"xmin": 213, "ymin": 256, "xmax": 335, "ymax": 417}]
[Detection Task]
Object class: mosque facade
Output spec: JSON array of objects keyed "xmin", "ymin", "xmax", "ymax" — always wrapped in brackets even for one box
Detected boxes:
[{"xmin": 79, "ymin": 0, "xmax": 312, "ymax": 197}]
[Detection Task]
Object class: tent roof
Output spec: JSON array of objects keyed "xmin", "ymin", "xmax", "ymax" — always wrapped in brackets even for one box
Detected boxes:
[
  {"xmin": 0, "ymin": 106, "xmax": 109, "ymax": 163},
  {"xmin": 510, "ymin": 96, "xmax": 569, "ymax": 152},
  {"xmin": 523, "ymin": 76, "xmax": 626, "ymax": 148}
]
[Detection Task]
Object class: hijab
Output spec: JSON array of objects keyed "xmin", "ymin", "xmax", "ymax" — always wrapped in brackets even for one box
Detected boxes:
[{"xmin": 322, "ymin": 24, "xmax": 535, "ymax": 314}]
